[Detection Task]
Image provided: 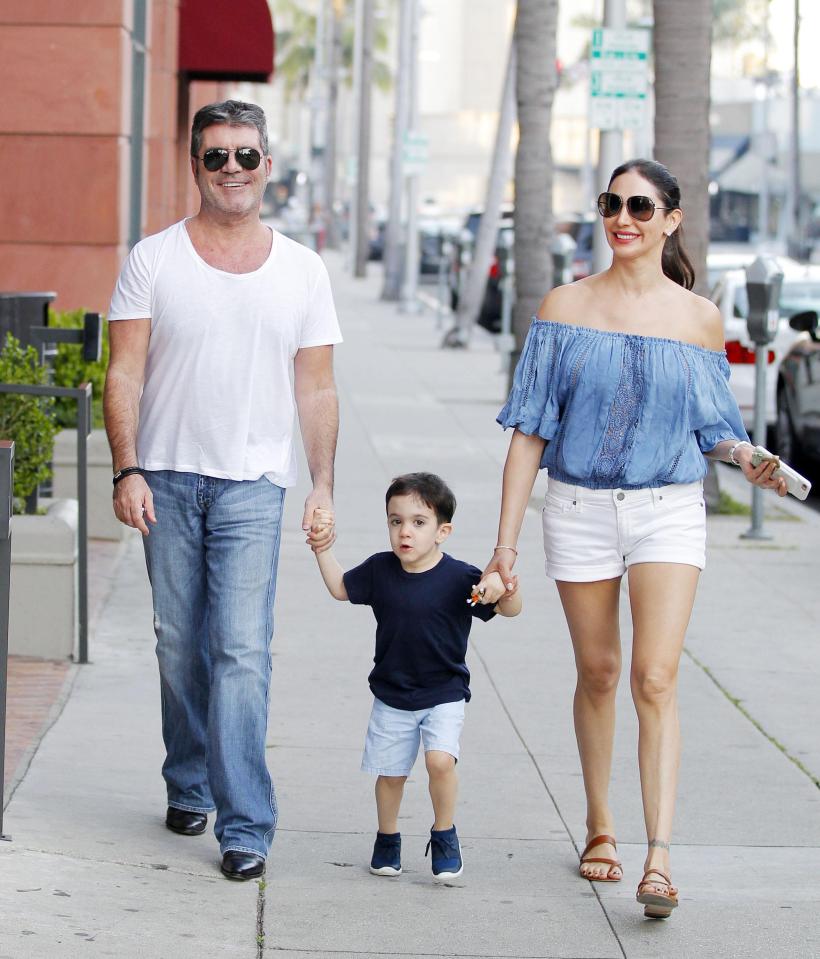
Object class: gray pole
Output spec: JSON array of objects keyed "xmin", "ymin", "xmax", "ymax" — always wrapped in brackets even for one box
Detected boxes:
[
  {"xmin": 323, "ymin": 0, "xmax": 342, "ymax": 249},
  {"xmin": 452, "ymin": 38, "xmax": 516, "ymax": 342},
  {"xmin": 757, "ymin": 10, "xmax": 771, "ymax": 248},
  {"xmin": 592, "ymin": 0, "xmax": 626, "ymax": 275},
  {"xmin": 400, "ymin": 0, "xmax": 422, "ymax": 312},
  {"xmin": 742, "ymin": 346, "xmax": 771, "ymax": 540},
  {"xmin": 382, "ymin": 0, "xmax": 413, "ymax": 301},
  {"xmin": 0, "ymin": 441, "xmax": 13, "ymax": 840},
  {"xmin": 352, "ymin": 0, "xmax": 374, "ymax": 277},
  {"xmin": 310, "ymin": 0, "xmax": 328, "ymax": 215},
  {"xmin": 790, "ymin": 0, "xmax": 803, "ymax": 257},
  {"xmin": 128, "ymin": 0, "xmax": 148, "ymax": 249}
]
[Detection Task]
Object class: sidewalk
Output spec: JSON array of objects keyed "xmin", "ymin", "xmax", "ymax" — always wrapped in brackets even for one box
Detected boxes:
[{"xmin": 1, "ymin": 250, "xmax": 818, "ymax": 959}]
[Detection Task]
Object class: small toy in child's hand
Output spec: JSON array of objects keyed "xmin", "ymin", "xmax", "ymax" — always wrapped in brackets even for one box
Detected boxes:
[{"xmin": 467, "ymin": 586, "xmax": 485, "ymax": 607}]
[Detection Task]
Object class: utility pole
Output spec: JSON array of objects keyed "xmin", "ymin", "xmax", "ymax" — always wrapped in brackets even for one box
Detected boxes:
[
  {"xmin": 309, "ymin": 0, "xmax": 327, "ymax": 218},
  {"xmin": 789, "ymin": 0, "xmax": 803, "ymax": 258},
  {"xmin": 352, "ymin": 0, "xmax": 374, "ymax": 277},
  {"xmin": 382, "ymin": 0, "xmax": 413, "ymax": 301},
  {"xmin": 592, "ymin": 0, "xmax": 626, "ymax": 274},
  {"xmin": 400, "ymin": 0, "xmax": 421, "ymax": 312},
  {"xmin": 323, "ymin": 0, "xmax": 342, "ymax": 249},
  {"xmin": 756, "ymin": 5, "xmax": 771, "ymax": 248},
  {"xmin": 449, "ymin": 38, "xmax": 516, "ymax": 343}
]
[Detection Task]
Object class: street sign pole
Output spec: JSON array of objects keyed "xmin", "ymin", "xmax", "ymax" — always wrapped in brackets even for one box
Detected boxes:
[{"xmin": 590, "ymin": 8, "xmax": 651, "ymax": 275}]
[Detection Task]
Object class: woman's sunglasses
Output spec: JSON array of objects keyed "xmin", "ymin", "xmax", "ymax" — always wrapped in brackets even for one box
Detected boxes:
[
  {"xmin": 197, "ymin": 147, "xmax": 263, "ymax": 172},
  {"xmin": 597, "ymin": 192, "xmax": 672, "ymax": 222}
]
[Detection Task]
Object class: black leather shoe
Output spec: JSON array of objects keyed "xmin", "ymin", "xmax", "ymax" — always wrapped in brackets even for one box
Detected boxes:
[
  {"xmin": 221, "ymin": 850, "xmax": 266, "ymax": 881},
  {"xmin": 165, "ymin": 806, "xmax": 208, "ymax": 836}
]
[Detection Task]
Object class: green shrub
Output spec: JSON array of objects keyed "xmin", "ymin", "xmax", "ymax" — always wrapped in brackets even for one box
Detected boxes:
[
  {"xmin": 49, "ymin": 308, "xmax": 109, "ymax": 429},
  {"xmin": 0, "ymin": 333, "xmax": 58, "ymax": 503}
]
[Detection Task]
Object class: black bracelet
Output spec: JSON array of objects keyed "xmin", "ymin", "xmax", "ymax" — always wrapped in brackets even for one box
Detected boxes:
[{"xmin": 112, "ymin": 466, "xmax": 144, "ymax": 486}]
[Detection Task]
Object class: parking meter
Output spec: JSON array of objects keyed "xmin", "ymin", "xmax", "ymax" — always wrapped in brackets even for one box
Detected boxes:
[
  {"xmin": 496, "ymin": 229, "xmax": 516, "ymax": 359},
  {"xmin": 552, "ymin": 233, "xmax": 577, "ymax": 288},
  {"xmin": 741, "ymin": 256, "xmax": 783, "ymax": 542},
  {"xmin": 744, "ymin": 256, "xmax": 783, "ymax": 345}
]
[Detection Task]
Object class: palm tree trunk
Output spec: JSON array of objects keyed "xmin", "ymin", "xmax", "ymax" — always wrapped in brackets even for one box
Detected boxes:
[
  {"xmin": 653, "ymin": 0, "xmax": 712, "ymax": 296},
  {"xmin": 654, "ymin": 0, "xmax": 720, "ymax": 508},
  {"xmin": 510, "ymin": 0, "xmax": 559, "ymax": 386}
]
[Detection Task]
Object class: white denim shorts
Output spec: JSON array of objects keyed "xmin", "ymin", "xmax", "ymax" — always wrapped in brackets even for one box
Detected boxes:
[
  {"xmin": 541, "ymin": 477, "xmax": 706, "ymax": 582},
  {"xmin": 361, "ymin": 698, "xmax": 465, "ymax": 777}
]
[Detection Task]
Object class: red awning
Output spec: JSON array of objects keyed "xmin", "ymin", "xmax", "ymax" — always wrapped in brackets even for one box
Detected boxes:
[{"xmin": 178, "ymin": 0, "xmax": 275, "ymax": 83}]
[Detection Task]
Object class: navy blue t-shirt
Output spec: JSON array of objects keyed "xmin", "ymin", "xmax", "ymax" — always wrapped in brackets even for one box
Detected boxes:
[{"xmin": 343, "ymin": 551, "xmax": 496, "ymax": 711}]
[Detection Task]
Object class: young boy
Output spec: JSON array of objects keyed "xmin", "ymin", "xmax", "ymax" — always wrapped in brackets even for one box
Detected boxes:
[{"xmin": 307, "ymin": 472, "xmax": 521, "ymax": 881}]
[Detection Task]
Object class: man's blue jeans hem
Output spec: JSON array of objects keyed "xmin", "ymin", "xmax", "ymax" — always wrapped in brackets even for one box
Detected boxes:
[
  {"xmin": 221, "ymin": 844, "xmax": 267, "ymax": 858},
  {"xmin": 168, "ymin": 801, "xmax": 216, "ymax": 814}
]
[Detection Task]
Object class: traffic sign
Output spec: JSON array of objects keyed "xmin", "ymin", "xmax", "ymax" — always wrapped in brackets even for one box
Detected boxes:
[
  {"xmin": 402, "ymin": 130, "xmax": 429, "ymax": 176},
  {"xmin": 589, "ymin": 28, "xmax": 650, "ymax": 131}
]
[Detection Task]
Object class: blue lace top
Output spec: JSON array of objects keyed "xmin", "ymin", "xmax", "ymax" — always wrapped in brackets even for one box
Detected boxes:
[{"xmin": 497, "ymin": 318, "xmax": 750, "ymax": 490}]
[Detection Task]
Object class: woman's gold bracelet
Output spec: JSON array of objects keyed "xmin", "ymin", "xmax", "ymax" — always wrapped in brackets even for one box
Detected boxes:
[{"xmin": 494, "ymin": 545, "xmax": 518, "ymax": 556}]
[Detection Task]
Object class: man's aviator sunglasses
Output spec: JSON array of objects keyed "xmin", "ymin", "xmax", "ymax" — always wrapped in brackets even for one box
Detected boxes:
[
  {"xmin": 196, "ymin": 147, "xmax": 263, "ymax": 172},
  {"xmin": 597, "ymin": 192, "xmax": 672, "ymax": 222}
]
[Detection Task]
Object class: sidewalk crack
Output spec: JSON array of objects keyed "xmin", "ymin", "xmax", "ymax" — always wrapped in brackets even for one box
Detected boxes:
[
  {"xmin": 256, "ymin": 878, "xmax": 266, "ymax": 956},
  {"xmin": 683, "ymin": 647, "xmax": 820, "ymax": 790}
]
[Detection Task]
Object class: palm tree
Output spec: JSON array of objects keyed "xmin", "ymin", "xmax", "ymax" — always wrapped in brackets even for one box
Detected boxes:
[
  {"xmin": 510, "ymin": 0, "xmax": 559, "ymax": 381},
  {"xmin": 653, "ymin": 0, "xmax": 712, "ymax": 295},
  {"xmin": 274, "ymin": 0, "xmax": 392, "ymax": 103}
]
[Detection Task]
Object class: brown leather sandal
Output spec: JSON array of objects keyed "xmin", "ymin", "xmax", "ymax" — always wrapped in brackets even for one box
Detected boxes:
[
  {"xmin": 636, "ymin": 869, "xmax": 679, "ymax": 918},
  {"xmin": 578, "ymin": 834, "xmax": 622, "ymax": 882}
]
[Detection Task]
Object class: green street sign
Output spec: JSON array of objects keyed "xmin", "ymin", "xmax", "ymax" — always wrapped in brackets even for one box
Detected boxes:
[{"xmin": 590, "ymin": 28, "xmax": 650, "ymax": 130}]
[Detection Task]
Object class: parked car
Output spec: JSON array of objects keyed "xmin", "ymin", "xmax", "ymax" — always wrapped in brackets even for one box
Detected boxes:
[
  {"xmin": 555, "ymin": 214, "xmax": 595, "ymax": 280},
  {"xmin": 776, "ymin": 309, "xmax": 820, "ymax": 470},
  {"xmin": 710, "ymin": 259, "xmax": 820, "ymax": 435},
  {"xmin": 448, "ymin": 210, "xmax": 594, "ymax": 333},
  {"xmin": 448, "ymin": 209, "xmax": 514, "ymax": 333},
  {"xmin": 418, "ymin": 216, "xmax": 453, "ymax": 274},
  {"xmin": 705, "ymin": 247, "xmax": 760, "ymax": 293}
]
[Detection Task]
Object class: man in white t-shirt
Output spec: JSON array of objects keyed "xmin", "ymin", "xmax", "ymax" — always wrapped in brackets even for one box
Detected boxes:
[{"xmin": 103, "ymin": 100, "xmax": 342, "ymax": 881}]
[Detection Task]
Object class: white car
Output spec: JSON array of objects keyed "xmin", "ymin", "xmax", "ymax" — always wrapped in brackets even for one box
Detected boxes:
[{"xmin": 710, "ymin": 259, "xmax": 820, "ymax": 434}]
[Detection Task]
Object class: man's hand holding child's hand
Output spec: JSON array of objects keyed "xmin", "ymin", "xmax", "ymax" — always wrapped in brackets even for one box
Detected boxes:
[{"xmin": 307, "ymin": 507, "xmax": 336, "ymax": 553}]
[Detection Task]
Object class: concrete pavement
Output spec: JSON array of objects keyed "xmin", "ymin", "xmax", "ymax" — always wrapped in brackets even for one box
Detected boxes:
[{"xmin": 1, "ymin": 250, "xmax": 818, "ymax": 958}]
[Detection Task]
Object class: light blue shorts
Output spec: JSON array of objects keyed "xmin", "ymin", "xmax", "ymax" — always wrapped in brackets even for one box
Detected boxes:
[{"xmin": 361, "ymin": 698, "xmax": 466, "ymax": 777}]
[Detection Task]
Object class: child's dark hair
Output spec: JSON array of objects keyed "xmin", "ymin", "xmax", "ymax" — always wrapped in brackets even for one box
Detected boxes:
[
  {"xmin": 385, "ymin": 472, "xmax": 456, "ymax": 524},
  {"xmin": 608, "ymin": 158, "xmax": 695, "ymax": 290}
]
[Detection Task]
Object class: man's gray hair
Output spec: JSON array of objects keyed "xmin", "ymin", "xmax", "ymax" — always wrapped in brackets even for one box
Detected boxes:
[{"xmin": 190, "ymin": 100, "xmax": 269, "ymax": 157}]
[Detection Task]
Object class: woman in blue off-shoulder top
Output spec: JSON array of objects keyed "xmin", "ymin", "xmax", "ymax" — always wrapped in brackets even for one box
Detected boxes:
[{"xmin": 480, "ymin": 160, "xmax": 786, "ymax": 920}]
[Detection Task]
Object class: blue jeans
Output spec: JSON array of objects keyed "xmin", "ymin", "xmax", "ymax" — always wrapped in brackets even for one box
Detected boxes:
[{"xmin": 142, "ymin": 470, "xmax": 284, "ymax": 858}]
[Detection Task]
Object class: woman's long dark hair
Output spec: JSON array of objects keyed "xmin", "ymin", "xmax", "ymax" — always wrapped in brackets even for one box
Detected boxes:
[{"xmin": 608, "ymin": 159, "xmax": 695, "ymax": 290}]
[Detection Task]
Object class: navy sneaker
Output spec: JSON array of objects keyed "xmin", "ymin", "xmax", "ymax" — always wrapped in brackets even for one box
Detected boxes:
[
  {"xmin": 425, "ymin": 824, "xmax": 463, "ymax": 880},
  {"xmin": 369, "ymin": 831, "xmax": 402, "ymax": 876}
]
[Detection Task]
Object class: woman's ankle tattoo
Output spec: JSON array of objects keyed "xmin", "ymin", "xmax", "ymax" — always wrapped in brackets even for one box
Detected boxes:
[{"xmin": 649, "ymin": 838, "xmax": 670, "ymax": 850}]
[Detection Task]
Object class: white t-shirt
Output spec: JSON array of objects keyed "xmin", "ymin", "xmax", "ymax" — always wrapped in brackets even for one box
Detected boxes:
[{"xmin": 107, "ymin": 219, "xmax": 342, "ymax": 487}]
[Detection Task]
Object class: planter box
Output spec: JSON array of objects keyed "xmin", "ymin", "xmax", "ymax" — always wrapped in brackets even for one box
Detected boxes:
[
  {"xmin": 9, "ymin": 498, "xmax": 77, "ymax": 660},
  {"xmin": 52, "ymin": 428, "xmax": 124, "ymax": 541}
]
